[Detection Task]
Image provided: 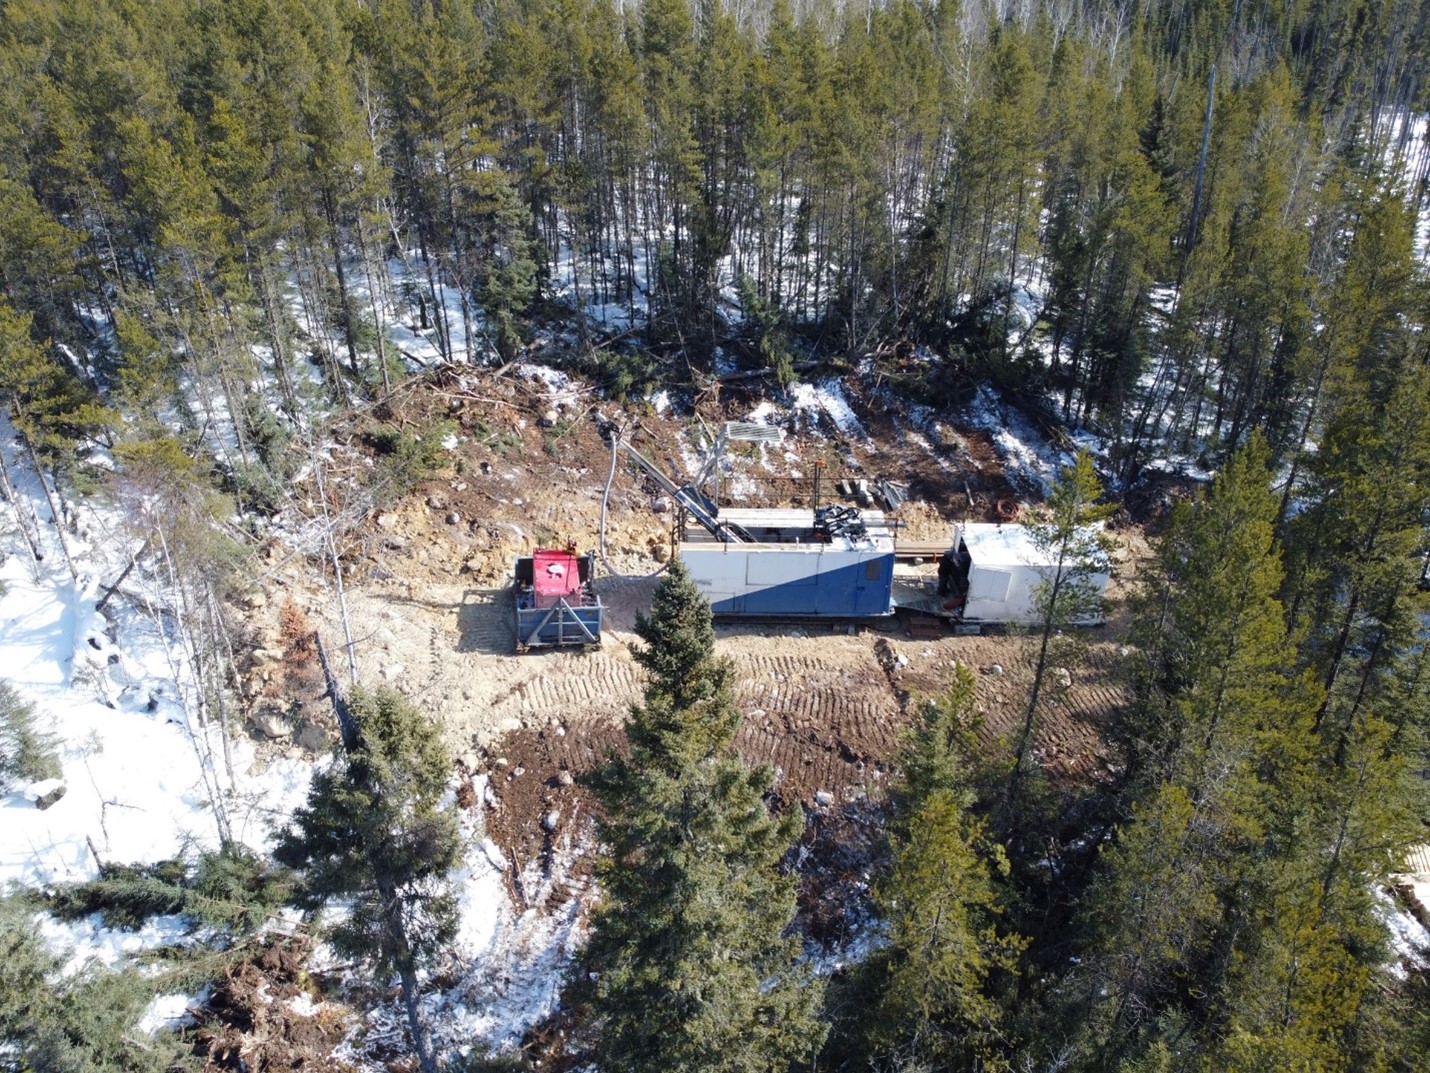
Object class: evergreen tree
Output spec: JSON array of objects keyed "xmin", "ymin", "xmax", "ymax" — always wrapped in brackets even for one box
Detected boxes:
[
  {"xmin": 276, "ymin": 686, "xmax": 459, "ymax": 1073},
  {"xmin": 0, "ymin": 299, "xmax": 111, "ymax": 463},
  {"xmin": 581, "ymin": 558, "xmax": 825, "ymax": 1073},
  {"xmin": 0, "ymin": 679, "xmax": 60, "ymax": 793},
  {"xmin": 867, "ymin": 666, "xmax": 1025, "ymax": 1072},
  {"xmin": 1069, "ymin": 436, "xmax": 1327, "ymax": 1067},
  {"xmin": 0, "ymin": 895, "xmax": 194, "ymax": 1073}
]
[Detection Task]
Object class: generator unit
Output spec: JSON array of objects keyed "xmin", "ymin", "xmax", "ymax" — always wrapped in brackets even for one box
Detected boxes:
[{"xmin": 514, "ymin": 546, "xmax": 603, "ymax": 648}]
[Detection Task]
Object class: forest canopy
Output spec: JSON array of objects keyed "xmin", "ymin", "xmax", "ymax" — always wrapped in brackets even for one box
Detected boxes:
[{"xmin": 0, "ymin": 1, "xmax": 1428, "ymax": 1069}]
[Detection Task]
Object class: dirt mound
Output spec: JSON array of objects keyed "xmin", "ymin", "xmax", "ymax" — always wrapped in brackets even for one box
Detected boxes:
[{"xmin": 192, "ymin": 938, "xmax": 351, "ymax": 1072}]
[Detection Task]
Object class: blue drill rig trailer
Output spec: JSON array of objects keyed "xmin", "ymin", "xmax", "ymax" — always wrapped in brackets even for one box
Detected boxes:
[
  {"xmin": 606, "ymin": 430, "xmax": 898, "ymax": 618},
  {"xmin": 680, "ymin": 505, "xmax": 897, "ymax": 617},
  {"xmin": 514, "ymin": 548, "xmax": 603, "ymax": 648}
]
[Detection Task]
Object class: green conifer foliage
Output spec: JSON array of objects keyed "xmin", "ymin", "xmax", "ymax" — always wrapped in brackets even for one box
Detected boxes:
[
  {"xmin": 276, "ymin": 686, "xmax": 459, "ymax": 1073},
  {"xmin": 0, "ymin": 896, "xmax": 194, "ymax": 1073},
  {"xmin": 581, "ymin": 558, "xmax": 825, "ymax": 1073},
  {"xmin": 0, "ymin": 679, "xmax": 60, "ymax": 792},
  {"xmin": 869, "ymin": 667, "xmax": 1026, "ymax": 1072},
  {"xmin": 0, "ymin": 299, "xmax": 112, "ymax": 461}
]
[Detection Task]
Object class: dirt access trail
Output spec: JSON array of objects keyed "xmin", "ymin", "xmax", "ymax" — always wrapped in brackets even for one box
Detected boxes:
[{"xmin": 271, "ymin": 364, "xmax": 1143, "ymax": 864}]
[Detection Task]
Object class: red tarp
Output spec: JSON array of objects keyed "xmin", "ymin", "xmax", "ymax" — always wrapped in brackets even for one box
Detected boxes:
[{"xmin": 533, "ymin": 548, "xmax": 581, "ymax": 608}]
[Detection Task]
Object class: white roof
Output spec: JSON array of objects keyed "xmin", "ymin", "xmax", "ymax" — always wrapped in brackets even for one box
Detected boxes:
[
  {"xmin": 718, "ymin": 507, "xmax": 890, "ymax": 531},
  {"xmin": 707, "ymin": 507, "xmax": 893, "ymax": 551},
  {"xmin": 958, "ymin": 522, "xmax": 1107, "ymax": 571}
]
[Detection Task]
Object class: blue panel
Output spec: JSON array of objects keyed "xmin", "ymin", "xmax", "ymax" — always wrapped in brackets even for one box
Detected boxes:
[
  {"xmin": 517, "ymin": 604, "xmax": 602, "ymax": 647},
  {"xmin": 710, "ymin": 554, "xmax": 894, "ymax": 617}
]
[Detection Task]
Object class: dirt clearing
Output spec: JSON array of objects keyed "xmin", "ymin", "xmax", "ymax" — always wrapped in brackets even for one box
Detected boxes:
[{"xmin": 252, "ymin": 365, "xmax": 1142, "ymax": 868}]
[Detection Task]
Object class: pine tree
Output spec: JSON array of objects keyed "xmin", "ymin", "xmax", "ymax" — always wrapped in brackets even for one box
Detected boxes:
[
  {"xmin": 0, "ymin": 298, "xmax": 111, "ymax": 463},
  {"xmin": 0, "ymin": 679, "xmax": 60, "ymax": 792},
  {"xmin": 275, "ymin": 686, "xmax": 459, "ymax": 1073},
  {"xmin": 868, "ymin": 666, "xmax": 1025, "ymax": 1072},
  {"xmin": 581, "ymin": 558, "xmax": 825, "ymax": 1073}
]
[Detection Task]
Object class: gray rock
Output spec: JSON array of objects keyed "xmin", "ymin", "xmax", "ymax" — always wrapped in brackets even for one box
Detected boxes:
[
  {"xmin": 446, "ymin": 511, "xmax": 461, "ymax": 525},
  {"xmin": 295, "ymin": 724, "xmax": 327, "ymax": 752},
  {"xmin": 989, "ymin": 663, "xmax": 1004, "ymax": 676},
  {"xmin": 814, "ymin": 790, "xmax": 835, "ymax": 807},
  {"xmin": 30, "ymin": 780, "xmax": 67, "ymax": 811},
  {"xmin": 556, "ymin": 769, "xmax": 575, "ymax": 787},
  {"xmin": 542, "ymin": 810, "xmax": 561, "ymax": 832},
  {"xmin": 253, "ymin": 711, "xmax": 294, "ymax": 739},
  {"xmin": 426, "ymin": 494, "xmax": 448, "ymax": 510}
]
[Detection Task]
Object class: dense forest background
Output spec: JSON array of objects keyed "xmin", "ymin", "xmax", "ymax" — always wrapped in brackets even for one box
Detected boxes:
[
  {"xmin": 3, "ymin": 0, "xmax": 1428, "ymax": 485},
  {"xmin": 1, "ymin": 0, "xmax": 1429, "ymax": 1071}
]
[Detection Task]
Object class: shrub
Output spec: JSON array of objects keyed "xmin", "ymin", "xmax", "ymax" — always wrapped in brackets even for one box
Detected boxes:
[
  {"xmin": 0, "ymin": 680, "xmax": 61, "ymax": 792},
  {"xmin": 367, "ymin": 420, "xmax": 454, "ymax": 500}
]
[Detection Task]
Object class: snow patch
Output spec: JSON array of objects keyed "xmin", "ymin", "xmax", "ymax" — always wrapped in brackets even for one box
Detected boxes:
[
  {"xmin": 788, "ymin": 380, "xmax": 867, "ymax": 442},
  {"xmin": 138, "ymin": 989, "xmax": 206, "ymax": 1035}
]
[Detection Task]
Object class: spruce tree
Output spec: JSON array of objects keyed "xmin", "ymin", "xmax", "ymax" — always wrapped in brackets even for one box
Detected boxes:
[
  {"xmin": 581, "ymin": 558, "xmax": 825, "ymax": 1073},
  {"xmin": 868, "ymin": 667, "xmax": 1026, "ymax": 1072},
  {"xmin": 0, "ymin": 679, "xmax": 61, "ymax": 793},
  {"xmin": 275, "ymin": 686, "xmax": 459, "ymax": 1073},
  {"xmin": 1069, "ymin": 436, "xmax": 1326, "ymax": 1065}
]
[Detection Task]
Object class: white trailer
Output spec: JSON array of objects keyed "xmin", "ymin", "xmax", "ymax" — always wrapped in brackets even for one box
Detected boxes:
[{"xmin": 941, "ymin": 522, "xmax": 1109, "ymax": 625}]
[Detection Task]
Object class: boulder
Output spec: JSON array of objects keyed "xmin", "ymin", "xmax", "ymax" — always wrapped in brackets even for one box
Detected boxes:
[
  {"xmin": 29, "ymin": 780, "xmax": 67, "ymax": 811},
  {"xmin": 253, "ymin": 710, "xmax": 294, "ymax": 739}
]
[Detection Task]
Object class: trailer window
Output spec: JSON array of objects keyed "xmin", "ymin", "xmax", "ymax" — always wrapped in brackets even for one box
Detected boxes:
[{"xmin": 864, "ymin": 559, "xmax": 882, "ymax": 581}]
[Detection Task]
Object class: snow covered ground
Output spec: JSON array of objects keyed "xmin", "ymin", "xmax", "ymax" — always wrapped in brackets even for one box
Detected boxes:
[
  {"xmin": 0, "ymin": 424, "xmax": 316, "ymax": 917},
  {"xmin": 0, "ymin": 422, "xmax": 579, "ymax": 1060}
]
